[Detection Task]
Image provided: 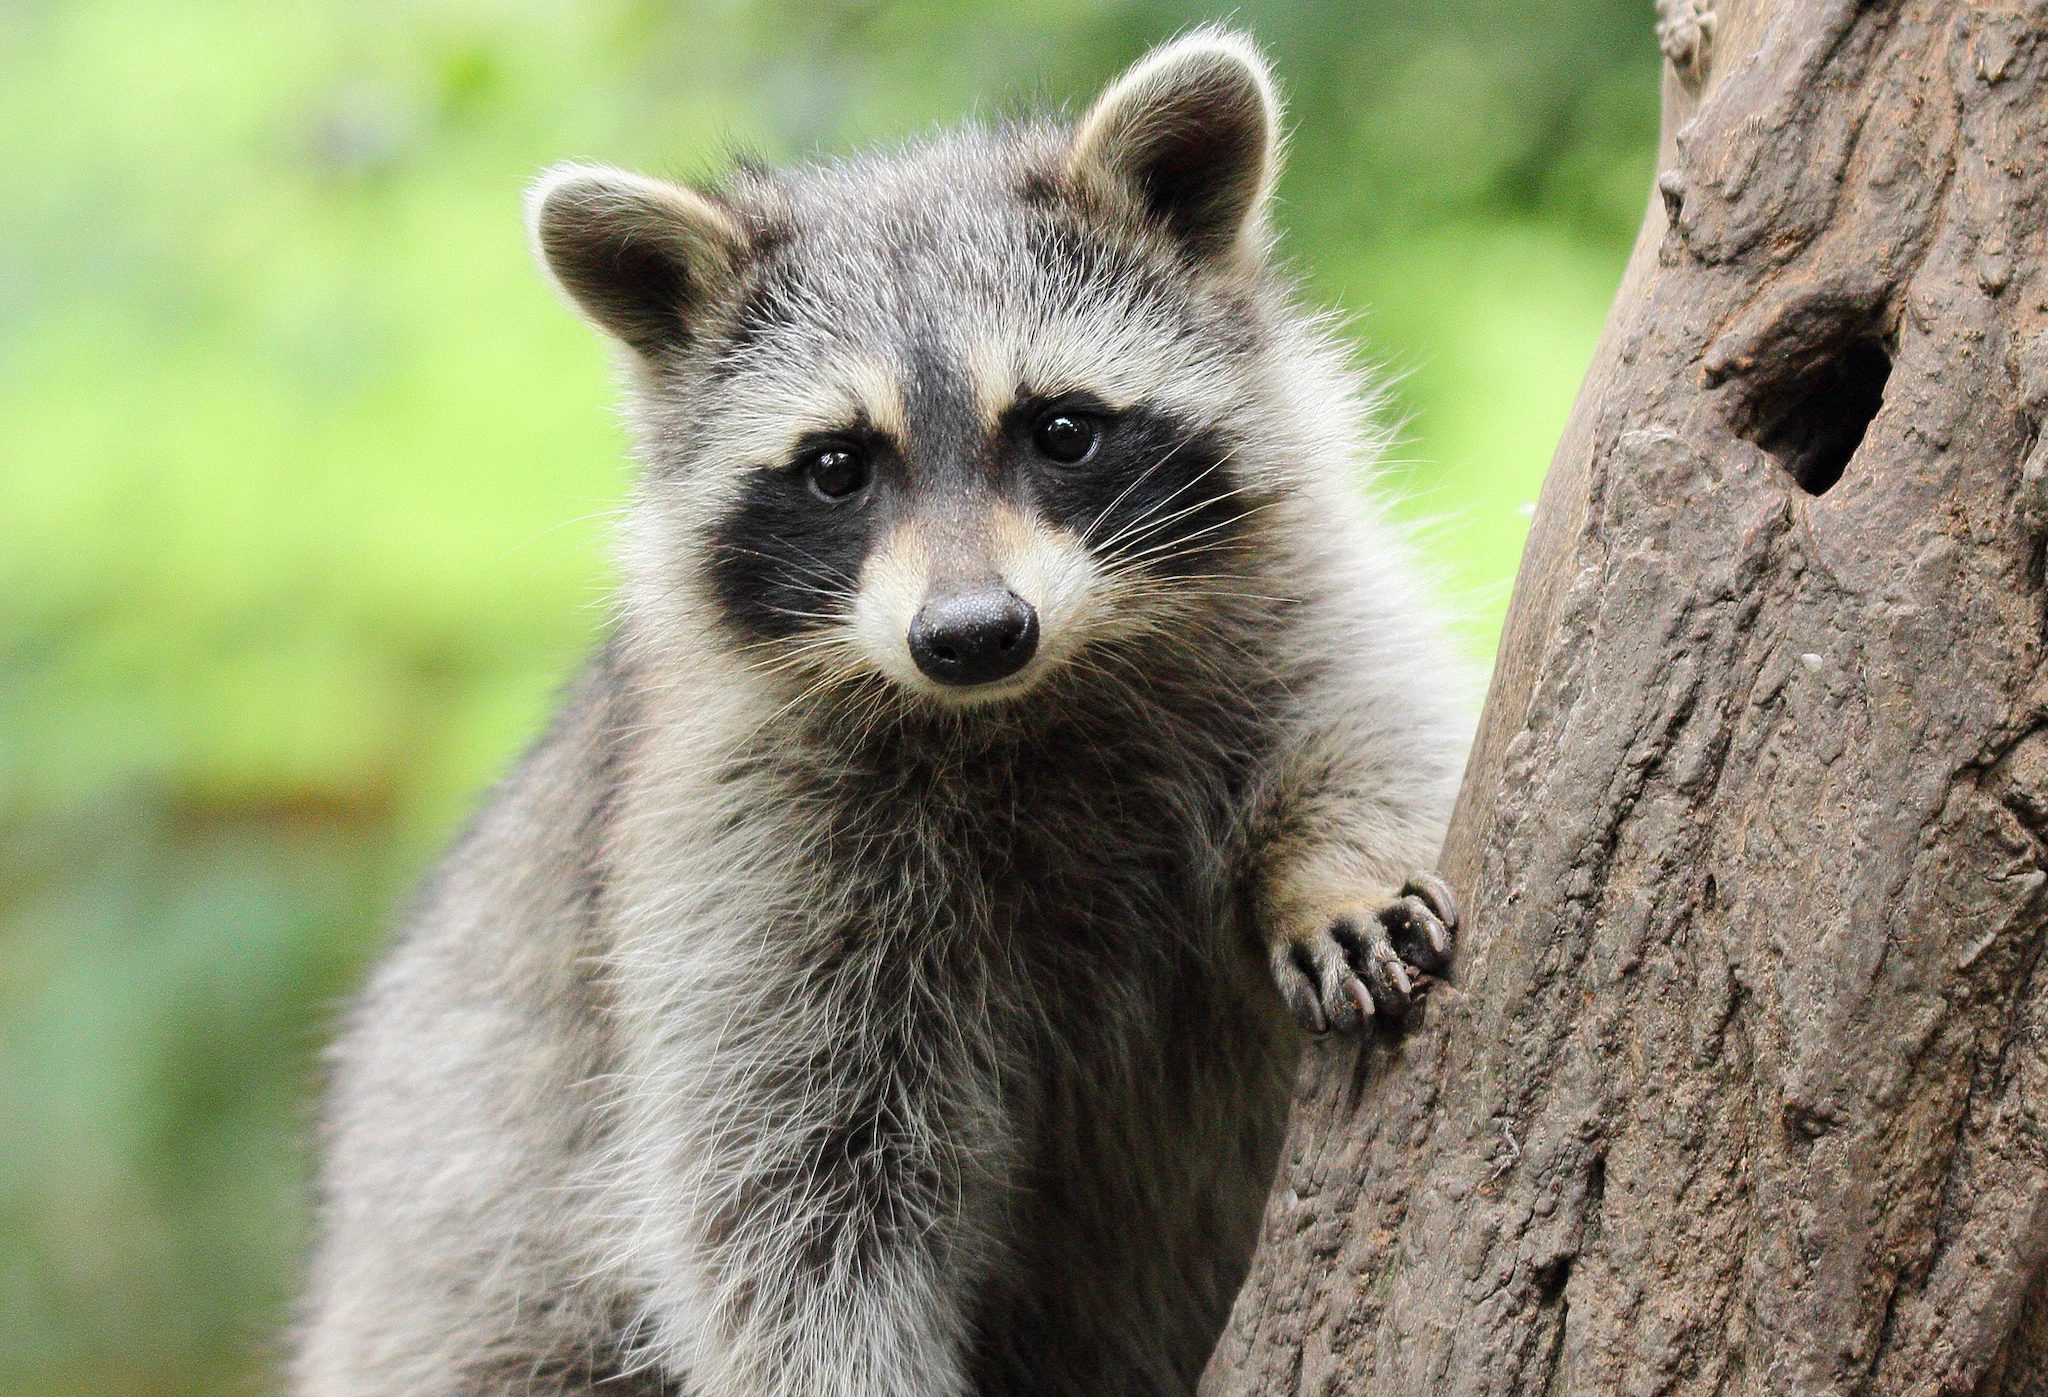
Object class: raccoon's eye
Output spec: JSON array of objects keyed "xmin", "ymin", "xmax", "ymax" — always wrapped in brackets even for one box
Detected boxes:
[
  {"xmin": 1032, "ymin": 411, "xmax": 1100, "ymax": 465},
  {"xmin": 802, "ymin": 446, "xmax": 870, "ymax": 502}
]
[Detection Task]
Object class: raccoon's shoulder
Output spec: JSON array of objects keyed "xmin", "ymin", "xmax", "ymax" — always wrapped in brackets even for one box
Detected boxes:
[
  {"xmin": 312, "ymin": 645, "xmax": 643, "ymax": 1295},
  {"xmin": 345, "ymin": 639, "xmax": 640, "ymax": 1048}
]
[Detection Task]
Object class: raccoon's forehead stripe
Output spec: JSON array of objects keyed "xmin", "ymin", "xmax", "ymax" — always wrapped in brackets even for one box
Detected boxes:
[
  {"xmin": 962, "ymin": 312, "xmax": 1247, "ymax": 428},
  {"xmin": 716, "ymin": 353, "xmax": 908, "ymax": 463},
  {"xmin": 830, "ymin": 356, "xmax": 909, "ymax": 441}
]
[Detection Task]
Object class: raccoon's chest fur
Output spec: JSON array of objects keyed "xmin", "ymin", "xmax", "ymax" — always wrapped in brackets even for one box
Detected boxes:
[
  {"xmin": 603, "ymin": 679, "xmax": 1297, "ymax": 1394},
  {"xmin": 834, "ymin": 756, "xmax": 1293, "ymax": 1397},
  {"xmin": 933, "ymin": 763, "xmax": 1294, "ymax": 1396},
  {"xmin": 718, "ymin": 681, "xmax": 1266, "ymax": 987}
]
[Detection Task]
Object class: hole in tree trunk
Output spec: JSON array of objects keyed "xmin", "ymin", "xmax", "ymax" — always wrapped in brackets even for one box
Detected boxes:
[{"xmin": 1735, "ymin": 338, "xmax": 1891, "ymax": 496}]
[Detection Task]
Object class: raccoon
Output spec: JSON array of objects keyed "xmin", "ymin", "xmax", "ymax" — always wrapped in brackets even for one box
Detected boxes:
[{"xmin": 295, "ymin": 29, "xmax": 1471, "ymax": 1397}]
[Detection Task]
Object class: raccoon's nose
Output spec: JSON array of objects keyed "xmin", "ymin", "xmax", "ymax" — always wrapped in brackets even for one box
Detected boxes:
[{"xmin": 909, "ymin": 588, "xmax": 1039, "ymax": 686}]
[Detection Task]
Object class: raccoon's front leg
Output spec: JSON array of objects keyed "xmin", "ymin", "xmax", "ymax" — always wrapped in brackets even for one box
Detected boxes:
[{"xmin": 1262, "ymin": 871, "xmax": 1458, "ymax": 1035}]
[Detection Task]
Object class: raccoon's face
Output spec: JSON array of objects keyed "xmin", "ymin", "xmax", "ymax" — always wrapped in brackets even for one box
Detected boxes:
[
  {"xmin": 696, "ymin": 369, "xmax": 1253, "ymax": 707},
  {"xmin": 532, "ymin": 32, "xmax": 1317, "ymax": 710}
]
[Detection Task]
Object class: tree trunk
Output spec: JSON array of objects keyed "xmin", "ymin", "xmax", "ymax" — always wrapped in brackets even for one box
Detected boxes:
[{"xmin": 1203, "ymin": 2, "xmax": 2048, "ymax": 1393}]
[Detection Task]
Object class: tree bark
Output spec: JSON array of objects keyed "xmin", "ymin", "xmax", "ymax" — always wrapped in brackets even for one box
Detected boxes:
[{"xmin": 1203, "ymin": 2, "xmax": 2048, "ymax": 1393}]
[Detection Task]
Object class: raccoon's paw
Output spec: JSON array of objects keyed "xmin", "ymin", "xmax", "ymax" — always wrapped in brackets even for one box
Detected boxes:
[{"xmin": 1268, "ymin": 873, "xmax": 1458, "ymax": 1035}]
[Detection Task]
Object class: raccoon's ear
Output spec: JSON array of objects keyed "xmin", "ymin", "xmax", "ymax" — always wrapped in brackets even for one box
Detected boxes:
[
  {"xmin": 1067, "ymin": 30, "xmax": 1281, "ymax": 266},
  {"xmin": 526, "ymin": 164, "xmax": 747, "ymax": 362}
]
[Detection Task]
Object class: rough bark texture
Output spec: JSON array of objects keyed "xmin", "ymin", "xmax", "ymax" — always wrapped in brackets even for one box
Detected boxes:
[{"xmin": 1202, "ymin": 2, "xmax": 2048, "ymax": 1393}]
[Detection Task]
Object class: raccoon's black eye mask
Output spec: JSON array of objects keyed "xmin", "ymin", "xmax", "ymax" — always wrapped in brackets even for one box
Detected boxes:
[{"xmin": 697, "ymin": 385, "xmax": 1251, "ymax": 653}]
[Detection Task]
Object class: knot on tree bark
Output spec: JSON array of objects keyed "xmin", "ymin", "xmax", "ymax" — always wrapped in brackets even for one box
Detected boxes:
[{"xmin": 1657, "ymin": 0, "xmax": 1717, "ymax": 83}]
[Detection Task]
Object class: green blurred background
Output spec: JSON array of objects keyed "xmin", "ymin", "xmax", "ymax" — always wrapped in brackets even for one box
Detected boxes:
[{"xmin": 0, "ymin": 2, "xmax": 1657, "ymax": 1392}]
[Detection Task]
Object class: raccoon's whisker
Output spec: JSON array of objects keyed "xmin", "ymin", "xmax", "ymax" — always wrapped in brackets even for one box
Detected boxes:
[
  {"xmin": 1105, "ymin": 495, "xmax": 1261, "ymax": 561},
  {"xmin": 711, "ymin": 542, "xmax": 848, "ymax": 580},
  {"xmin": 1083, "ymin": 446, "xmax": 1245, "ymax": 553},
  {"xmin": 500, "ymin": 504, "xmax": 633, "ymax": 561},
  {"xmin": 729, "ymin": 626, "xmax": 859, "ymax": 660},
  {"xmin": 1096, "ymin": 637, "xmax": 1264, "ymax": 718},
  {"xmin": 1137, "ymin": 573, "xmax": 1302, "ymax": 605},
  {"xmin": 1060, "ymin": 649, "xmax": 1152, "ymax": 707},
  {"xmin": 1069, "ymin": 636, "xmax": 1200, "ymax": 716},
  {"xmin": 734, "ymin": 633, "xmax": 859, "ymax": 678},
  {"xmin": 1098, "ymin": 570, "xmax": 1284, "ymax": 618},
  {"xmin": 759, "ymin": 604, "xmax": 858, "ymax": 627},
  {"xmin": 1083, "ymin": 459, "xmax": 1233, "ymax": 555},
  {"xmin": 1098, "ymin": 471, "xmax": 1263, "ymax": 544},
  {"xmin": 1156, "ymin": 609, "xmax": 1278, "ymax": 674},
  {"xmin": 1086, "ymin": 472, "xmax": 1271, "ymax": 562},
  {"xmin": 832, "ymin": 687, "xmax": 899, "ymax": 757},
  {"xmin": 715, "ymin": 542, "xmax": 861, "ymax": 594},
  {"xmin": 736, "ymin": 657, "xmax": 843, "ymax": 696},
  {"xmin": 1077, "ymin": 437, "xmax": 1209, "ymax": 549},
  {"xmin": 725, "ymin": 640, "xmax": 877, "ymax": 749},
  {"xmin": 1098, "ymin": 498, "xmax": 1284, "ymax": 570}
]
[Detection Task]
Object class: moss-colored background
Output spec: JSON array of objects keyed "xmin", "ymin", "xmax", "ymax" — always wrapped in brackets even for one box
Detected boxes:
[{"xmin": 0, "ymin": 2, "xmax": 1656, "ymax": 1392}]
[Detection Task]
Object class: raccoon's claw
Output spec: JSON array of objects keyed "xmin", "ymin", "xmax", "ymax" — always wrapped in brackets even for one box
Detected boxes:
[
  {"xmin": 1383, "ymin": 872, "xmax": 1459, "ymax": 973},
  {"xmin": 1269, "ymin": 874, "xmax": 1458, "ymax": 1036}
]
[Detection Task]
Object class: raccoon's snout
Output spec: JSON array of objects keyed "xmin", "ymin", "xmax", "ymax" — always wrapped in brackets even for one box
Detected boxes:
[{"xmin": 908, "ymin": 588, "xmax": 1039, "ymax": 687}]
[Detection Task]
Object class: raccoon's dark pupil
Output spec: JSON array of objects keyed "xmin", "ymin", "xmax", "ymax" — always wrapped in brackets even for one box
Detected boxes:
[
  {"xmin": 1034, "ymin": 412, "xmax": 1098, "ymax": 464},
  {"xmin": 805, "ymin": 448, "xmax": 869, "ymax": 501}
]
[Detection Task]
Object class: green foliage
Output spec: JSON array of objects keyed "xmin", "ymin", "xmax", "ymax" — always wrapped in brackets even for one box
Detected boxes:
[{"xmin": 0, "ymin": 2, "xmax": 1656, "ymax": 1391}]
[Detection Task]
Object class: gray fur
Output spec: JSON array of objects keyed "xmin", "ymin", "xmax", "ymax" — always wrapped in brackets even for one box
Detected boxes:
[{"xmin": 296, "ymin": 30, "xmax": 1472, "ymax": 1397}]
